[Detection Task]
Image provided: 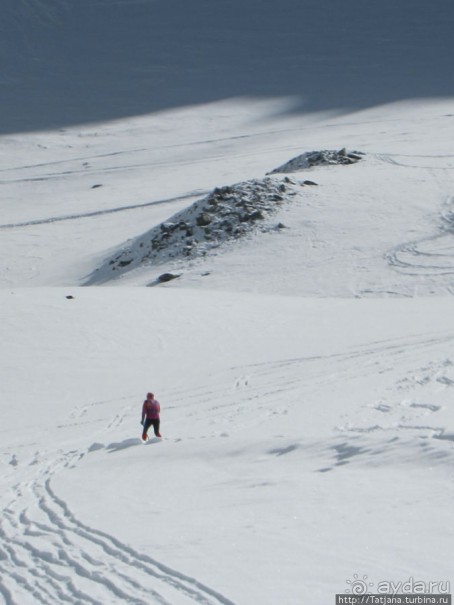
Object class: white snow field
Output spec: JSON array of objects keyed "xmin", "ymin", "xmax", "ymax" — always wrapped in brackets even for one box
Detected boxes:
[{"xmin": 2, "ymin": 0, "xmax": 454, "ymax": 604}]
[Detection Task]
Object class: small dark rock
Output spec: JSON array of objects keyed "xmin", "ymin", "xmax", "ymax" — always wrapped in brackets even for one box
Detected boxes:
[
  {"xmin": 197, "ymin": 213, "xmax": 213, "ymax": 227},
  {"xmin": 302, "ymin": 180, "xmax": 319, "ymax": 186},
  {"xmin": 158, "ymin": 273, "xmax": 180, "ymax": 283},
  {"xmin": 249, "ymin": 210, "xmax": 265, "ymax": 220}
]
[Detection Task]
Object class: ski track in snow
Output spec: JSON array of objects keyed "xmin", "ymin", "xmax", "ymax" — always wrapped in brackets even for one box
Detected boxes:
[
  {"xmin": 373, "ymin": 153, "xmax": 454, "ymax": 284},
  {"xmin": 205, "ymin": 331, "xmax": 454, "ymax": 470},
  {"xmin": 0, "ymin": 457, "xmax": 236, "ymax": 605},
  {"xmin": 375, "ymin": 152, "xmax": 454, "ymax": 170},
  {"xmin": 385, "ymin": 195, "xmax": 454, "ymax": 279},
  {"xmin": 0, "ymin": 191, "xmax": 209, "ymax": 230},
  {"xmin": 135, "ymin": 331, "xmax": 454, "ymax": 464}
]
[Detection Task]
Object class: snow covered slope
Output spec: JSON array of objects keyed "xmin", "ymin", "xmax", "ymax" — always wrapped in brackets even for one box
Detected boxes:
[
  {"xmin": 1, "ymin": 0, "xmax": 454, "ymax": 604},
  {"xmin": 1, "ymin": 99, "xmax": 453, "ymax": 295},
  {"xmin": 2, "ymin": 290, "xmax": 454, "ymax": 605}
]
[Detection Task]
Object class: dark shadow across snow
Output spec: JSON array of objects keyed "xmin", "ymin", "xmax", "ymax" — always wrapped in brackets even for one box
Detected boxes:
[{"xmin": 1, "ymin": 0, "xmax": 454, "ymax": 134}]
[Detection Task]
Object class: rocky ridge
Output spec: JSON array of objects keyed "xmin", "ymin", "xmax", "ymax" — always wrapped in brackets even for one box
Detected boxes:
[
  {"xmin": 268, "ymin": 148, "xmax": 364, "ymax": 174},
  {"xmin": 91, "ymin": 149, "xmax": 364, "ymax": 281},
  {"xmin": 106, "ymin": 177, "xmax": 301, "ymax": 275}
]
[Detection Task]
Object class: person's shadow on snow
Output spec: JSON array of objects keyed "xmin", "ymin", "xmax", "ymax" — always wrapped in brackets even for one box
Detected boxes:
[{"xmin": 106, "ymin": 438, "xmax": 160, "ymax": 453}]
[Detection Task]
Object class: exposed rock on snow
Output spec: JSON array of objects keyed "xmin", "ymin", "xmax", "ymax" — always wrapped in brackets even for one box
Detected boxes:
[
  {"xmin": 158, "ymin": 272, "xmax": 181, "ymax": 283},
  {"xmin": 88, "ymin": 149, "xmax": 363, "ymax": 284},
  {"xmin": 268, "ymin": 148, "xmax": 364, "ymax": 174},
  {"xmin": 102, "ymin": 177, "xmax": 301, "ymax": 277}
]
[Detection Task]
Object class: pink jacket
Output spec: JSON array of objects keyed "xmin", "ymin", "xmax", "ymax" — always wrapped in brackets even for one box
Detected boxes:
[{"xmin": 142, "ymin": 398, "xmax": 160, "ymax": 421}]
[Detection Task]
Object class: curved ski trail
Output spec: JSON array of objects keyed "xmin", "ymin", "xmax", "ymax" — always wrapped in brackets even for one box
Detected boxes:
[{"xmin": 0, "ymin": 450, "xmax": 235, "ymax": 605}]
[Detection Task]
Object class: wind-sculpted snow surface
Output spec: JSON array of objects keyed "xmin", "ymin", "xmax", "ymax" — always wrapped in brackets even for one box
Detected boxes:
[{"xmin": 86, "ymin": 177, "xmax": 302, "ymax": 283}]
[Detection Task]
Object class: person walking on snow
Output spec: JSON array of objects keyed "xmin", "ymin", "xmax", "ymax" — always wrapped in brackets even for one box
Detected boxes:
[{"xmin": 141, "ymin": 392, "xmax": 161, "ymax": 440}]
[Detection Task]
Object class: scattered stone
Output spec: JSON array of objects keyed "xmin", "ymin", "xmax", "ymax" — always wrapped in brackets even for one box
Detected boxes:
[
  {"xmin": 91, "ymin": 184, "xmax": 103, "ymax": 189},
  {"xmin": 65, "ymin": 295, "xmax": 75, "ymax": 299},
  {"xmin": 196, "ymin": 213, "xmax": 213, "ymax": 227},
  {"xmin": 302, "ymin": 180, "xmax": 319, "ymax": 186},
  {"xmin": 158, "ymin": 272, "xmax": 180, "ymax": 283}
]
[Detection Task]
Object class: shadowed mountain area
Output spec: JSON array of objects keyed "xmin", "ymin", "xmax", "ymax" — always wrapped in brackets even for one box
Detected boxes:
[{"xmin": 1, "ymin": 0, "xmax": 454, "ymax": 134}]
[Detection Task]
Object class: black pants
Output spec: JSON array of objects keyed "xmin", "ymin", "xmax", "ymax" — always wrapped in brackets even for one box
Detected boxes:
[{"xmin": 143, "ymin": 418, "xmax": 160, "ymax": 437}]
